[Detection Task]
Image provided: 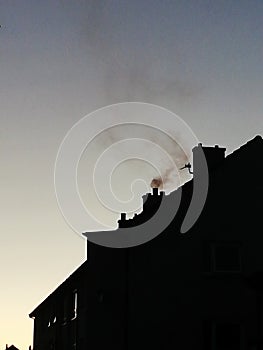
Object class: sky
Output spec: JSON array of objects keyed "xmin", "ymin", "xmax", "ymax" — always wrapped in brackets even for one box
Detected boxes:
[{"xmin": 0, "ymin": 1, "xmax": 263, "ymax": 348}]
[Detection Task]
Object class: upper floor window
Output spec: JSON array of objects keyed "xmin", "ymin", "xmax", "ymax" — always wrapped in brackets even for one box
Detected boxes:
[
  {"xmin": 71, "ymin": 290, "xmax": 78, "ymax": 320},
  {"xmin": 62, "ymin": 289, "xmax": 78, "ymax": 324},
  {"xmin": 215, "ymin": 323, "xmax": 241, "ymax": 349},
  {"xmin": 213, "ymin": 243, "xmax": 241, "ymax": 272},
  {"xmin": 203, "ymin": 241, "xmax": 242, "ymax": 273},
  {"xmin": 47, "ymin": 307, "xmax": 56, "ymax": 328},
  {"xmin": 203, "ymin": 321, "xmax": 242, "ymax": 350}
]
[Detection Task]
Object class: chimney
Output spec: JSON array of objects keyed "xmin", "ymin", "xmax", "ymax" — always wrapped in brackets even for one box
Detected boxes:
[
  {"xmin": 192, "ymin": 143, "xmax": 226, "ymax": 173},
  {"xmin": 152, "ymin": 187, "xmax": 159, "ymax": 196},
  {"xmin": 118, "ymin": 212, "xmax": 127, "ymax": 228}
]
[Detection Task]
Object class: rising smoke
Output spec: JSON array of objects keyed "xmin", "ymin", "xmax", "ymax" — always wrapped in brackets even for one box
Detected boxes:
[
  {"xmin": 82, "ymin": 1, "xmax": 201, "ymax": 106},
  {"xmin": 93, "ymin": 123, "xmax": 191, "ymax": 193}
]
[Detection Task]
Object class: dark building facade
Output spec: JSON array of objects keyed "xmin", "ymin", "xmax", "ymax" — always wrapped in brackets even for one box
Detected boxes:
[
  {"xmin": 5, "ymin": 346, "xmax": 19, "ymax": 350},
  {"xmin": 30, "ymin": 135, "xmax": 263, "ymax": 350}
]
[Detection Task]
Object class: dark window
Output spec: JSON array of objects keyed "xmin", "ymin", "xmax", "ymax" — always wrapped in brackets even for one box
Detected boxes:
[
  {"xmin": 214, "ymin": 323, "xmax": 241, "ymax": 350},
  {"xmin": 62, "ymin": 290, "xmax": 78, "ymax": 323},
  {"xmin": 48, "ymin": 306, "xmax": 56, "ymax": 327},
  {"xmin": 203, "ymin": 241, "xmax": 242, "ymax": 273},
  {"xmin": 203, "ymin": 321, "xmax": 241, "ymax": 350},
  {"xmin": 70, "ymin": 290, "xmax": 78, "ymax": 320},
  {"xmin": 213, "ymin": 243, "xmax": 241, "ymax": 272},
  {"xmin": 62, "ymin": 294, "xmax": 69, "ymax": 324}
]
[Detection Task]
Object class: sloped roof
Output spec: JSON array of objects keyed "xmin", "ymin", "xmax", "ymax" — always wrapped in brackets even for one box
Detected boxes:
[
  {"xmin": 225, "ymin": 135, "xmax": 263, "ymax": 162},
  {"xmin": 29, "ymin": 260, "xmax": 88, "ymax": 318},
  {"xmin": 6, "ymin": 345, "xmax": 19, "ymax": 350}
]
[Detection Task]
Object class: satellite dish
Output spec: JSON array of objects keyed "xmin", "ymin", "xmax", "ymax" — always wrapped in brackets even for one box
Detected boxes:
[{"xmin": 180, "ymin": 162, "xmax": 193, "ymax": 174}]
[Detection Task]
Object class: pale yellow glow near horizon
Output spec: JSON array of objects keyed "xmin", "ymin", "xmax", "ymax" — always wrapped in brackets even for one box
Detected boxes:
[
  {"xmin": 0, "ymin": 212, "xmax": 86, "ymax": 349},
  {"xmin": 1, "ymin": 1, "xmax": 263, "ymax": 347}
]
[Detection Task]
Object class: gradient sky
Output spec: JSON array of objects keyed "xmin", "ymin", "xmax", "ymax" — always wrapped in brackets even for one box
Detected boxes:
[{"xmin": 1, "ymin": 1, "xmax": 263, "ymax": 348}]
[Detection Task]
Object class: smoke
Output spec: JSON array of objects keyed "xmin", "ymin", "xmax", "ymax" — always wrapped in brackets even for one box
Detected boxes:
[
  {"xmin": 77, "ymin": 106, "xmax": 194, "ymax": 228},
  {"xmin": 150, "ymin": 166, "xmax": 183, "ymax": 190},
  {"xmin": 151, "ymin": 177, "xmax": 163, "ymax": 188},
  {"xmin": 80, "ymin": 1, "xmax": 201, "ymax": 106},
  {"xmin": 88, "ymin": 123, "xmax": 192, "ymax": 193},
  {"xmin": 77, "ymin": 2, "xmax": 196, "ymax": 200}
]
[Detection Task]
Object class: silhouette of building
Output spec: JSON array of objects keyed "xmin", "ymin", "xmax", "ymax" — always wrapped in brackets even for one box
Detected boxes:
[
  {"xmin": 5, "ymin": 345, "xmax": 19, "ymax": 350},
  {"xmin": 29, "ymin": 135, "xmax": 263, "ymax": 350}
]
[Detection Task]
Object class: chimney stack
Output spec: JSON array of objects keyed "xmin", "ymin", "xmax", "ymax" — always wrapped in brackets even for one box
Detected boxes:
[
  {"xmin": 192, "ymin": 143, "xmax": 226, "ymax": 173},
  {"xmin": 152, "ymin": 187, "xmax": 159, "ymax": 196},
  {"xmin": 118, "ymin": 212, "xmax": 127, "ymax": 228}
]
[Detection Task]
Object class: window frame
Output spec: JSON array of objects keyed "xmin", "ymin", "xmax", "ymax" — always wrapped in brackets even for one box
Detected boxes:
[
  {"xmin": 203, "ymin": 240, "xmax": 243, "ymax": 274},
  {"xmin": 70, "ymin": 289, "xmax": 78, "ymax": 321},
  {"xmin": 203, "ymin": 320, "xmax": 244, "ymax": 350},
  {"xmin": 211, "ymin": 241, "xmax": 242, "ymax": 273}
]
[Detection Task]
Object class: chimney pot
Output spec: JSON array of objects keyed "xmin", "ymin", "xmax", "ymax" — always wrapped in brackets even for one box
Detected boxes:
[{"xmin": 152, "ymin": 187, "xmax": 159, "ymax": 196}]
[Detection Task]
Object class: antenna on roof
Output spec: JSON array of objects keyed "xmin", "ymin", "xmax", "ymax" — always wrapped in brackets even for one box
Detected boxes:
[{"xmin": 180, "ymin": 162, "xmax": 193, "ymax": 174}]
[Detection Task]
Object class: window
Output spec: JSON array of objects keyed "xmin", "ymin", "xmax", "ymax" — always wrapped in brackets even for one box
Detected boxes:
[
  {"xmin": 203, "ymin": 321, "xmax": 242, "ymax": 350},
  {"xmin": 213, "ymin": 243, "xmax": 241, "ymax": 272},
  {"xmin": 62, "ymin": 296, "xmax": 68, "ymax": 325},
  {"xmin": 62, "ymin": 290, "xmax": 78, "ymax": 324},
  {"xmin": 213, "ymin": 323, "xmax": 241, "ymax": 350},
  {"xmin": 71, "ymin": 290, "xmax": 78, "ymax": 320},
  {"xmin": 48, "ymin": 308, "xmax": 56, "ymax": 328},
  {"xmin": 203, "ymin": 241, "xmax": 242, "ymax": 273},
  {"xmin": 97, "ymin": 289, "xmax": 104, "ymax": 303}
]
